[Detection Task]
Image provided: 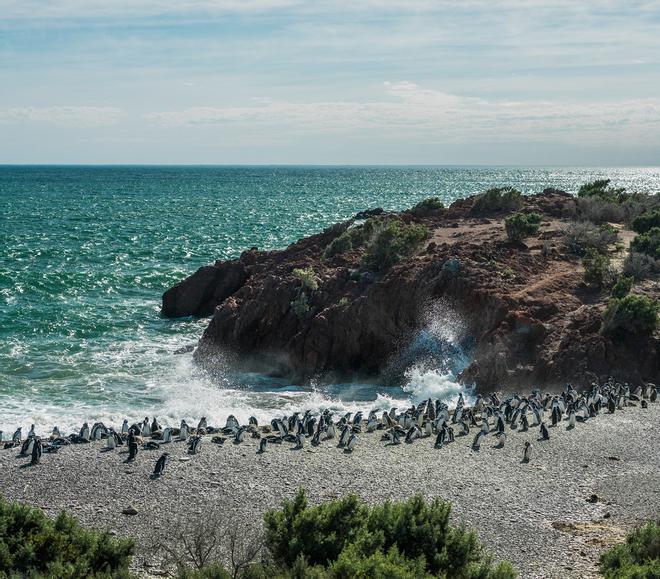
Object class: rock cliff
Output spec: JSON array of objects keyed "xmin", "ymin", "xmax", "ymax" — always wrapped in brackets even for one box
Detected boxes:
[{"xmin": 162, "ymin": 190, "xmax": 659, "ymax": 390}]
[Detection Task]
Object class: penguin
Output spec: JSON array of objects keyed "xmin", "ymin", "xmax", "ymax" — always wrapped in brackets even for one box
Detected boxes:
[
  {"xmin": 127, "ymin": 435, "xmax": 138, "ymax": 462},
  {"xmin": 472, "ymin": 430, "xmax": 484, "ymax": 451},
  {"xmin": 234, "ymin": 427, "xmax": 246, "ymax": 444},
  {"xmin": 345, "ymin": 434, "xmax": 358, "ymax": 452},
  {"xmin": 366, "ymin": 417, "xmax": 378, "ymax": 433},
  {"xmin": 338, "ymin": 425, "xmax": 351, "ymax": 447},
  {"xmin": 325, "ymin": 422, "xmax": 336, "ymax": 440},
  {"xmin": 424, "ymin": 420, "xmax": 433, "ymax": 437},
  {"xmin": 121, "ymin": 419, "xmax": 129, "ymax": 434},
  {"xmin": 27, "ymin": 425, "xmax": 35, "ymax": 439},
  {"xmin": 30, "ymin": 437, "xmax": 42, "ymax": 465},
  {"xmin": 607, "ymin": 397, "xmax": 616, "ymax": 414},
  {"xmin": 225, "ymin": 415, "xmax": 239, "ymax": 431},
  {"xmin": 248, "ymin": 416, "xmax": 258, "ymax": 429},
  {"xmin": 153, "ymin": 453, "xmax": 168, "ymax": 477},
  {"xmin": 568, "ymin": 411, "xmax": 576, "ymax": 429},
  {"xmin": 80, "ymin": 422, "xmax": 90, "ymax": 441},
  {"xmin": 91, "ymin": 422, "xmax": 106, "ymax": 441},
  {"xmin": 258, "ymin": 437, "xmax": 268, "ymax": 454},
  {"xmin": 405, "ymin": 425, "xmax": 421, "ymax": 444},
  {"xmin": 311, "ymin": 430, "xmax": 321, "ymax": 447},
  {"xmin": 387, "ymin": 429, "xmax": 401, "ymax": 445},
  {"xmin": 481, "ymin": 418, "xmax": 489, "ymax": 435},
  {"xmin": 520, "ymin": 414, "xmax": 529, "ymax": 432},
  {"xmin": 188, "ymin": 434, "xmax": 202, "ymax": 455},
  {"xmin": 20, "ymin": 437, "xmax": 34, "ymax": 457},
  {"xmin": 178, "ymin": 421, "xmax": 189, "ymax": 441},
  {"xmin": 107, "ymin": 429, "xmax": 117, "ymax": 450},
  {"xmin": 522, "ymin": 441, "xmax": 532, "ymax": 463},
  {"xmin": 51, "ymin": 426, "xmax": 61, "ymax": 439},
  {"xmin": 539, "ymin": 422, "xmax": 550, "ymax": 441},
  {"xmin": 641, "ymin": 399, "xmax": 648, "ymax": 409},
  {"xmin": 434, "ymin": 429, "xmax": 446, "ymax": 449},
  {"xmin": 162, "ymin": 427, "xmax": 172, "ymax": 443},
  {"xmin": 141, "ymin": 418, "xmax": 152, "ymax": 438},
  {"xmin": 295, "ymin": 433, "xmax": 305, "ymax": 449},
  {"xmin": 496, "ymin": 431, "xmax": 506, "ymax": 448},
  {"xmin": 650, "ymin": 386, "xmax": 657, "ymax": 403},
  {"xmin": 12, "ymin": 427, "xmax": 22, "ymax": 443}
]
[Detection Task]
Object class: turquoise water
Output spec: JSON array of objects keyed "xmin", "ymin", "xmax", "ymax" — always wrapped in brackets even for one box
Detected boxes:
[{"xmin": 2, "ymin": 166, "xmax": 659, "ymax": 434}]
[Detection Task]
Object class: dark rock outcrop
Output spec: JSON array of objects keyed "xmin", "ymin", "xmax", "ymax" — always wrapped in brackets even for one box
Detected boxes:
[{"xmin": 163, "ymin": 189, "xmax": 659, "ymax": 390}]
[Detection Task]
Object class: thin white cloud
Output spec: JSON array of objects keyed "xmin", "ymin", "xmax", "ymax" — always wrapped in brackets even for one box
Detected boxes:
[
  {"xmin": 0, "ymin": 107, "xmax": 125, "ymax": 127},
  {"xmin": 144, "ymin": 82, "xmax": 660, "ymax": 144}
]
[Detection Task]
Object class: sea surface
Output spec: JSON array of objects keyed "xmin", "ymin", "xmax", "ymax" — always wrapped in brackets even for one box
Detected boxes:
[{"xmin": 2, "ymin": 166, "xmax": 659, "ymax": 435}]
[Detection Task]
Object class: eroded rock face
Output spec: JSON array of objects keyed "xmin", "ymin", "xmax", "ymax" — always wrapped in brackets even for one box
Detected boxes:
[{"xmin": 163, "ymin": 190, "xmax": 659, "ymax": 390}]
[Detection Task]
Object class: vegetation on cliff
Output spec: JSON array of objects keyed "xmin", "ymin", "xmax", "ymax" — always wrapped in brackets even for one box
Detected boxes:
[
  {"xmin": 599, "ymin": 521, "xmax": 660, "ymax": 579},
  {"xmin": 471, "ymin": 187, "xmax": 523, "ymax": 214},
  {"xmin": 504, "ymin": 211, "xmax": 541, "ymax": 243},
  {"xmin": 601, "ymin": 294, "xmax": 659, "ymax": 337}
]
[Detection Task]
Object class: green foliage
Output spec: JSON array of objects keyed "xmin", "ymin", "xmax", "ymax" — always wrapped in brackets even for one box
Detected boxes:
[
  {"xmin": 632, "ymin": 209, "xmax": 660, "ymax": 234},
  {"xmin": 292, "ymin": 267, "xmax": 319, "ymax": 291},
  {"xmin": 612, "ymin": 275, "xmax": 634, "ymax": 299},
  {"xmin": 504, "ymin": 212, "xmax": 541, "ymax": 243},
  {"xmin": 471, "ymin": 187, "xmax": 523, "ymax": 214},
  {"xmin": 600, "ymin": 521, "xmax": 660, "ymax": 579},
  {"xmin": 263, "ymin": 489, "xmax": 516, "ymax": 579},
  {"xmin": 324, "ymin": 233, "xmax": 353, "ymax": 258},
  {"xmin": 630, "ymin": 227, "xmax": 660, "ymax": 259},
  {"xmin": 290, "ymin": 293, "xmax": 310, "ymax": 318},
  {"xmin": 623, "ymin": 251, "xmax": 660, "ymax": 280},
  {"xmin": 577, "ymin": 179, "xmax": 627, "ymax": 203},
  {"xmin": 582, "ymin": 248, "xmax": 611, "ymax": 287},
  {"xmin": 0, "ymin": 497, "xmax": 134, "ymax": 578},
  {"xmin": 361, "ymin": 219, "xmax": 429, "ymax": 272},
  {"xmin": 408, "ymin": 197, "xmax": 444, "ymax": 215},
  {"xmin": 564, "ymin": 221, "xmax": 619, "ymax": 256},
  {"xmin": 602, "ymin": 295, "xmax": 659, "ymax": 336}
]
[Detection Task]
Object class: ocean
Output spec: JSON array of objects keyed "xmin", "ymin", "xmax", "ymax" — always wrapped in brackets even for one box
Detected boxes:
[{"xmin": 1, "ymin": 166, "xmax": 659, "ymax": 435}]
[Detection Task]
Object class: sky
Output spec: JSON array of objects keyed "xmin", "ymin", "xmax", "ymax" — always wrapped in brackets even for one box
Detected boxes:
[{"xmin": 1, "ymin": 0, "xmax": 659, "ymax": 165}]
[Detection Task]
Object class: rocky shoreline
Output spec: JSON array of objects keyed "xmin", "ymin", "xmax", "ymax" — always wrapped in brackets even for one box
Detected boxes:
[
  {"xmin": 1, "ymin": 398, "xmax": 658, "ymax": 578},
  {"xmin": 162, "ymin": 189, "xmax": 659, "ymax": 390}
]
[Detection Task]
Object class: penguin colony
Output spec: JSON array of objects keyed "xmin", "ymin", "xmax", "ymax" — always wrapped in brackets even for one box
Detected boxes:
[{"xmin": 1, "ymin": 379, "xmax": 656, "ymax": 477}]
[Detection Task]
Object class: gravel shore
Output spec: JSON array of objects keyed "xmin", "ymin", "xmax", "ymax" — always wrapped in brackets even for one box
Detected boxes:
[{"xmin": 1, "ymin": 402, "xmax": 658, "ymax": 578}]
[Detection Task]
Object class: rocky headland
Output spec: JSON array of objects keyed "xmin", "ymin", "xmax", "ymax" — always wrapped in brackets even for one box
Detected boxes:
[{"xmin": 163, "ymin": 187, "xmax": 659, "ymax": 390}]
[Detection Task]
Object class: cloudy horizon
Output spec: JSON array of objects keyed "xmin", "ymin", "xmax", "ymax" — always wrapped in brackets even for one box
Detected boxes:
[{"xmin": 2, "ymin": 0, "xmax": 659, "ymax": 165}]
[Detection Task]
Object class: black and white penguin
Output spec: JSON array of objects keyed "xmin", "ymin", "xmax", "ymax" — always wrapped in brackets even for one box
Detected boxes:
[
  {"xmin": 325, "ymin": 422, "xmax": 336, "ymax": 440},
  {"xmin": 568, "ymin": 410, "xmax": 576, "ymax": 429},
  {"xmin": 520, "ymin": 414, "xmax": 529, "ymax": 432},
  {"xmin": 405, "ymin": 425, "xmax": 421, "ymax": 444},
  {"xmin": 178, "ymin": 420, "xmax": 189, "ymax": 441},
  {"xmin": 338, "ymin": 425, "xmax": 351, "ymax": 447},
  {"xmin": 153, "ymin": 453, "xmax": 168, "ymax": 477},
  {"xmin": 27, "ymin": 425, "xmax": 35, "ymax": 439},
  {"xmin": 539, "ymin": 422, "xmax": 550, "ymax": 441},
  {"xmin": 30, "ymin": 437, "xmax": 43, "ymax": 465},
  {"xmin": 311, "ymin": 430, "xmax": 321, "ymax": 447},
  {"xmin": 234, "ymin": 427, "xmax": 246, "ymax": 444},
  {"xmin": 141, "ymin": 418, "xmax": 152, "ymax": 438},
  {"xmin": 20, "ymin": 437, "xmax": 34, "ymax": 457},
  {"xmin": 258, "ymin": 437, "xmax": 268, "ymax": 453},
  {"xmin": 51, "ymin": 426, "xmax": 61, "ymax": 439},
  {"xmin": 434, "ymin": 429, "xmax": 446, "ymax": 449},
  {"xmin": 127, "ymin": 433, "xmax": 138, "ymax": 462},
  {"xmin": 641, "ymin": 399, "xmax": 648, "ymax": 409},
  {"xmin": 107, "ymin": 429, "xmax": 117, "ymax": 450},
  {"xmin": 151, "ymin": 417, "xmax": 161, "ymax": 433},
  {"xmin": 12, "ymin": 427, "xmax": 22, "ymax": 443},
  {"xmin": 345, "ymin": 434, "xmax": 358, "ymax": 452},
  {"xmin": 607, "ymin": 396, "xmax": 616, "ymax": 414},
  {"xmin": 472, "ymin": 430, "xmax": 484, "ymax": 451},
  {"xmin": 650, "ymin": 385, "xmax": 657, "ymax": 403},
  {"xmin": 121, "ymin": 419, "xmax": 129, "ymax": 434},
  {"xmin": 295, "ymin": 433, "xmax": 305, "ymax": 449},
  {"xmin": 188, "ymin": 434, "xmax": 202, "ymax": 454},
  {"xmin": 522, "ymin": 441, "xmax": 532, "ymax": 463},
  {"xmin": 80, "ymin": 422, "xmax": 90, "ymax": 441},
  {"xmin": 496, "ymin": 431, "xmax": 506, "ymax": 448},
  {"xmin": 162, "ymin": 427, "xmax": 172, "ymax": 443}
]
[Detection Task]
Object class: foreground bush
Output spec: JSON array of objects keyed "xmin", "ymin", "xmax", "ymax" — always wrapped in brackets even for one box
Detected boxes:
[
  {"xmin": 623, "ymin": 251, "xmax": 660, "ymax": 280},
  {"xmin": 582, "ymin": 248, "xmax": 612, "ymax": 288},
  {"xmin": 408, "ymin": 197, "xmax": 444, "ymax": 216},
  {"xmin": 600, "ymin": 521, "xmax": 660, "ymax": 579},
  {"xmin": 563, "ymin": 221, "xmax": 618, "ymax": 256},
  {"xmin": 611, "ymin": 275, "xmax": 634, "ymax": 299},
  {"xmin": 504, "ymin": 212, "xmax": 541, "ymax": 243},
  {"xmin": 264, "ymin": 490, "xmax": 516, "ymax": 579},
  {"xmin": 602, "ymin": 294, "xmax": 659, "ymax": 337},
  {"xmin": 630, "ymin": 227, "xmax": 660, "ymax": 259},
  {"xmin": 632, "ymin": 209, "xmax": 660, "ymax": 234},
  {"xmin": 361, "ymin": 219, "xmax": 429, "ymax": 271},
  {"xmin": 0, "ymin": 497, "xmax": 134, "ymax": 578},
  {"xmin": 471, "ymin": 187, "xmax": 523, "ymax": 214}
]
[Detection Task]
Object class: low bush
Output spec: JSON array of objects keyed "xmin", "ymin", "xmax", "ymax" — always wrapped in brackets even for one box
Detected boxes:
[
  {"xmin": 621, "ymin": 193, "xmax": 660, "ymax": 225},
  {"xmin": 471, "ymin": 187, "xmax": 523, "ymax": 214},
  {"xmin": 582, "ymin": 248, "xmax": 612, "ymax": 288},
  {"xmin": 504, "ymin": 212, "xmax": 541, "ymax": 243},
  {"xmin": 577, "ymin": 179, "xmax": 627, "ymax": 203},
  {"xmin": 292, "ymin": 267, "xmax": 319, "ymax": 291},
  {"xmin": 324, "ymin": 232, "xmax": 353, "ymax": 258},
  {"xmin": 361, "ymin": 219, "xmax": 429, "ymax": 272},
  {"xmin": 264, "ymin": 489, "xmax": 516, "ymax": 579},
  {"xmin": 600, "ymin": 521, "xmax": 660, "ymax": 579},
  {"xmin": 623, "ymin": 251, "xmax": 660, "ymax": 280},
  {"xmin": 0, "ymin": 497, "xmax": 134, "ymax": 578},
  {"xmin": 602, "ymin": 294, "xmax": 659, "ymax": 336},
  {"xmin": 630, "ymin": 227, "xmax": 660, "ymax": 259},
  {"xmin": 577, "ymin": 196, "xmax": 625, "ymax": 224},
  {"xmin": 408, "ymin": 197, "xmax": 444, "ymax": 215},
  {"xmin": 632, "ymin": 208, "xmax": 660, "ymax": 234},
  {"xmin": 611, "ymin": 275, "xmax": 634, "ymax": 299},
  {"xmin": 563, "ymin": 221, "xmax": 618, "ymax": 256}
]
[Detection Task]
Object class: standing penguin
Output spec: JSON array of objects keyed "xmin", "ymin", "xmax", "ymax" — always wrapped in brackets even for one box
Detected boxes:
[
  {"xmin": 27, "ymin": 425, "xmax": 35, "ymax": 439},
  {"xmin": 12, "ymin": 427, "xmax": 22, "ymax": 443},
  {"xmin": 107, "ymin": 429, "xmax": 117, "ymax": 450},
  {"xmin": 346, "ymin": 434, "xmax": 358, "ymax": 452},
  {"xmin": 141, "ymin": 418, "xmax": 152, "ymax": 438},
  {"xmin": 80, "ymin": 423, "xmax": 90, "ymax": 441},
  {"xmin": 162, "ymin": 427, "xmax": 172, "ymax": 443},
  {"xmin": 258, "ymin": 438, "xmax": 268, "ymax": 453},
  {"xmin": 20, "ymin": 437, "xmax": 34, "ymax": 457},
  {"xmin": 30, "ymin": 437, "xmax": 43, "ymax": 465},
  {"xmin": 178, "ymin": 421, "xmax": 189, "ymax": 442},
  {"xmin": 522, "ymin": 441, "xmax": 532, "ymax": 463},
  {"xmin": 188, "ymin": 434, "xmax": 202, "ymax": 455},
  {"xmin": 539, "ymin": 422, "xmax": 550, "ymax": 441},
  {"xmin": 295, "ymin": 433, "xmax": 305, "ymax": 449},
  {"xmin": 153, "ymin": 453, "xmax": 168, "ymax": 477},
  {"xmin": 127, "ymin": 432, "xmax": 138, "ymax": 462},
  {"xmin": 121, "ymin": 419, "xmax": 129, "ymax": 435}
]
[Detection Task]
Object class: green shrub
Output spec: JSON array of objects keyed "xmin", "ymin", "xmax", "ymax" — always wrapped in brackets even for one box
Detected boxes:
[
  {"xmin": 602, "ymin": 294, "xmax": 659, "ymax": 336},
  {"xmin": 612, "ymin": 275, "xmax": 634, "ymax": 299},
  {"xmin": 564, "ymin": 221, "xmax": 618, "ymax": 256},
  {"xmin": 471, "ymin": 187, "xmax": 523, "ymax": 214},
  {"xmin": 324, "ymin": 233, "xmax": 353, "ymax": 258},
  {"xmin": 290, "ymin": 293, "xmax": 310, "ymax": 318},
  {"xmin": 577, "ymin": 196, "xmax": 625, "ymax": 224},
  {"xmin": 577, "ymin": 179, "xmax": 627, "ymax": 203},
  {"xmin": 408, "ymin": 197, "xmax": 444, "ymax": 215},
  {"xmin": 504, "ymin": 212, "xmax": 541, "ymax": 243},
  {"xmin": 582, "ymin": 248, "xmax": 612, "ymax": 287},
  {"xmin": 623, "ymin": 251, "xmax": 660, "ymax": 280},
  {"xmin": 600, "ymin": 521, "xmax": 660, "ymax": 579},
  {"xmin": 292, "ymin": 267, "xmax": 319, "ymax": 291},
  {"xmin": 0, "ymin": 497, "xmax": 134, "ymax": 578},
  {"xmin": 361, "ymin": 219, "xmax": 429, "ymax": 272},
  {"xmin": 264, "ymin": 489, "xmax": 516, "ymax": 579},
  {"xmin": 632, "ymin": 209, "xmax": 660, "ymax": 234},
  {"xmin": 630, "ymin": 227, "xmax": 660, "ymax": 259}
]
